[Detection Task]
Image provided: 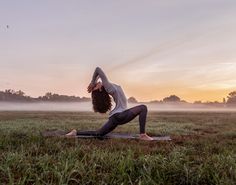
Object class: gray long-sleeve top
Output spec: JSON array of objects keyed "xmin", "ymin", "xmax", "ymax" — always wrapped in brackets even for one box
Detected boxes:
[{"xmin": 91, "ymin": 67, "xmax": 127, "ymax": 117}]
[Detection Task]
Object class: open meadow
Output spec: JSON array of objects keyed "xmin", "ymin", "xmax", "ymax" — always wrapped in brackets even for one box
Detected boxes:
[{"xmin": 0, "ymin": 111, "xmax": 235, "ymax": 185}]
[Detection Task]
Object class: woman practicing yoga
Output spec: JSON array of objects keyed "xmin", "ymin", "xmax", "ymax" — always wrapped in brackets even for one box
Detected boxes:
[{"xmin": 66, "ymin": 67, "xmax": 153, "ymax": 141}]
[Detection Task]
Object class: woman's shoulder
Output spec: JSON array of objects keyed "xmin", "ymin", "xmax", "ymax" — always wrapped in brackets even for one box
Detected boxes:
[{"xmin": 104, "ymin": 82, "xmax": 117, "ymax": 94}]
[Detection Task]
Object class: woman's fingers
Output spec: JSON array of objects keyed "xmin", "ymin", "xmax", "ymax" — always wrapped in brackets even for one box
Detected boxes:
[
  {"xmin": 87, "ymin": 87, "xmax": 92, "ymax": 93},
  {"xmin": 87, "ymin": 83, "xmax": 94, "ymax": 93}
]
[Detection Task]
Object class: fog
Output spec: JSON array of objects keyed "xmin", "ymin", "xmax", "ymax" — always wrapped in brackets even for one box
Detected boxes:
[
  {"xmin": 0, "ymin": 102, "xmax": 236, "ymax": 112},
  {"xmin": 0, "ymin": 102, "xmax": 92, "ymax": 112}
]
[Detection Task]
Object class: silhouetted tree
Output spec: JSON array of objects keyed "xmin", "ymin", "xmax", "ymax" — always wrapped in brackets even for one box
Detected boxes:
[
  {"xmin": 0, "ymin": 89, "xmax": 92, "ymax": 102},
  {"xmin": 149, "ymin": 100, "xmax": 161, "ymax": 104},
  {"xmin": 45, "ymin": 92, "xmax": 53, "ymax": 100},
  {"xmin": 81, "ymin": 97, "xmax": 91, "ymax": 101},
  {"xmin": 163, "ymin": 95, "xmax": 181, "ymax": 102},
  {"xmin": 223, "ymin": 98, "xmax": 226, "ymax": 104},
  {"xmin": 0, "ymin": 89, "xmax": 31, "ymax": 101},
  {"xmin": 227, "ymin": 91, "xmax": 236, "ymax": 106},
  {"xmin": 128, "ymin": 97, "xmax": 138, "ymax": 103},
  {"xmin": 38, "ymin": 92, "xmax": 89, "ymax": 102},
  {"xmin": 15, "ymin": 90, "xmax": 25, "ymax": 96}
]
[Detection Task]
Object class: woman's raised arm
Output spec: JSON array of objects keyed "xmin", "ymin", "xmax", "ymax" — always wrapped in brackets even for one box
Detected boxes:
[
  {"xmin": 91, "ymin": 67, "xmax": 109, "ymax": 85},
  {"xmin": 90, "ymin": 67, "xmax": 115, "ymax": 93}
]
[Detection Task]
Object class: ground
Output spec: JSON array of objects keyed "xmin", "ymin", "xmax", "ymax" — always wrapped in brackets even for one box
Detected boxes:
[{"xmin": 0, "ymin": 111, "xmax": 235, "ymax": 184}]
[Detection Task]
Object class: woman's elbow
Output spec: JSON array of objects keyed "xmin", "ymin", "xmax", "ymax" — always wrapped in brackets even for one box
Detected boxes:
[{"xmin": 95, "ymin": 67, "xmax": 101, "ymax": 71}]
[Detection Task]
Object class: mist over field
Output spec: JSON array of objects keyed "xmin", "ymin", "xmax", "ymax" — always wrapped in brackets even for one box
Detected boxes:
[
  {"xmin": 0, "ymin": 102, "xmax": 92, "ymax": 112},
  {"xmin": 1, "ymin": 102, "xmax": 236, "ymax": 112}
]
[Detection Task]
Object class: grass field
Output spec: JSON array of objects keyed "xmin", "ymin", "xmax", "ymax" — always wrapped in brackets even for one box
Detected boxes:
[{"xmin": 0, "ymin": 111, "xmax": 235, "ymax": 185}]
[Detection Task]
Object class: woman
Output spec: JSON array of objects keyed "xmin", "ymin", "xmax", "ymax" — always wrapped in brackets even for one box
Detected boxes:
[{"xmin": 66, "ymin": 67, "xmax": 153, "ymax": 141}]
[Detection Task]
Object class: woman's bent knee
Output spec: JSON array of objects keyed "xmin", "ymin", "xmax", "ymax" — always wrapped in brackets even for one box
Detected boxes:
[{"xmin": 140, "ymin": 104, "xmax": 148, "ymax": 112}]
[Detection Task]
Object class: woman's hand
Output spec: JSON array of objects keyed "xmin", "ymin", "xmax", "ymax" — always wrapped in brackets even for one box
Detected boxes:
[{"xmin": 87, "ymin": 83, "xmax": 95, "ymax": 93}]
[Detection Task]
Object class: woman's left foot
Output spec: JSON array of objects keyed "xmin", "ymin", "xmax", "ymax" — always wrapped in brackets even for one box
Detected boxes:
[
  {"xmin": 139, "ymin": 133, "xmax": 154, "ymax": 141},
  {"xmin": 65, "ymin": 129, "xmax": 77, "ymax": 137}
]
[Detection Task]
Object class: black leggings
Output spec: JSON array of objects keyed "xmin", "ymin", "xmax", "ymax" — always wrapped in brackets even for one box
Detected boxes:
[{"xmin": 77, "ymin": 105, "xmax": 148, "ymax": 136}]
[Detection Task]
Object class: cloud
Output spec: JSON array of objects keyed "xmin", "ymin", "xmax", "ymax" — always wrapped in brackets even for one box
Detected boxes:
[{"xmin": 108, "ymin": 22, "xmax": 231, "ymax": 73}]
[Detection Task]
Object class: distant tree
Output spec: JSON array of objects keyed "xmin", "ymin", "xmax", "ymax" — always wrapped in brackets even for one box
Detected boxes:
[
  {"xmin": 81, "ymin": 97, "xmax": 91, "ymax": 101},
  {"xmin": 194, "ymin": 101, "xmax": 202, "ymax": 104},
  {"xmin": 128, "ymin": 97, "xmax": 138, "ymax": 103},
  {"xmin": 15, "ymin": 90, "xmax": 25, "ymax": 96},
  {"xmin": 227, "ymin": 91, "xmax": 236, "ymax": 105},
  {"xmin": 45, "ymin": 92, "xmax": 53, "ymax": 100},
  {"xmin": 38, "ymin": 92, "xmax": 90, "ymax": 102},
  {"xmin": 0, "ymin": 89, "xmax": 31, "ymax": 101},
  {"xmin": 149, "ymin": 100, "xmax": 161, "ymax": 104},
  {"xmin": 223, "ymin": 98, "xmax": 226, "ymax": 104},
  {"xmin": 5, "ymin": 89, "xmax": 15, "ymax": 95},
  {"xmin": 0, "ymin": 89, "xmax": 91, "ymax": 102},
  {"xmin": 163, "ymin": 95, "xmax": 181, "ymax": 102}
]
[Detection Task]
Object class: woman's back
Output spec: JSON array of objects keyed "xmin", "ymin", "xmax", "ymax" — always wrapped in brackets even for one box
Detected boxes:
[{"xmin": 108, "ymin": 83, "xmax": 127, "ymax": 116}]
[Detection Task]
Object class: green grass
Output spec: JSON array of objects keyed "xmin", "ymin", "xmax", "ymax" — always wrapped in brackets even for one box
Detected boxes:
[{"xmin": 0, "ymin": 111, "xmax": 236, "ymax": 185}]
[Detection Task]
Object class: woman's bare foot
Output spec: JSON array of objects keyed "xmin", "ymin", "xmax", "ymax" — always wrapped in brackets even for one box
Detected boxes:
[
  {"xmin": 139, "ymin": 133, "xmax": 154, "ymax": 141},
  {"xmin": 65, "ymin": 129, "xmax": 77, "ymax": 137}
]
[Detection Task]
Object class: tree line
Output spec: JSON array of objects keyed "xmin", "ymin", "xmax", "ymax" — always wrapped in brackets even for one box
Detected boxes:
[
  {"xmin": 1, "ymin": 89, "xmax": 236, "ymax": 106},
  {"xmin": 0, "ymin": 89, "xmax": 90, "ymax": 102},
  {"xmin": 128, "ymin": 91, "xmax": 236, "ymax": 106}
]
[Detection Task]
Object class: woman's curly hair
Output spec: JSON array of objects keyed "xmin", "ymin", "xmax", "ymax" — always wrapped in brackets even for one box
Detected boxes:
[{"xmin": 92, "ymin": 86, "xmax": 112, "ymax": 113}]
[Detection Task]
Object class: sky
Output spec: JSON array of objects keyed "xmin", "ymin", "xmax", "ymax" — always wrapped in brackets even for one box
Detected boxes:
[{"xmin": 0, "ymin": 0, "xmax": 236, "ymax": 102}]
